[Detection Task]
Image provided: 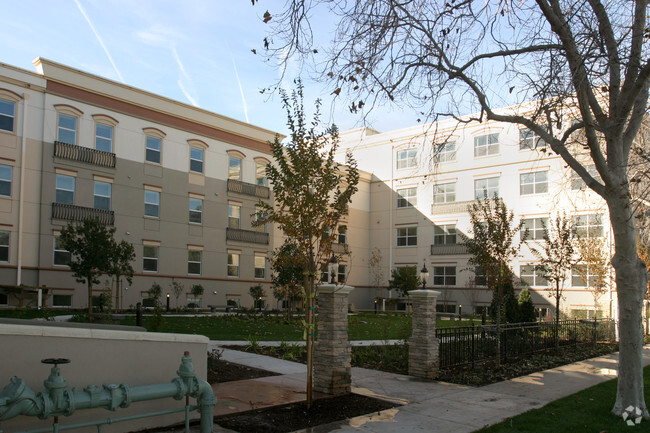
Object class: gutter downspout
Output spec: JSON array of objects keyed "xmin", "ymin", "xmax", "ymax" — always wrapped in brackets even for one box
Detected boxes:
[{"xmin": 17, "ymin": 94, "xmax": 29, "ymax": 293}]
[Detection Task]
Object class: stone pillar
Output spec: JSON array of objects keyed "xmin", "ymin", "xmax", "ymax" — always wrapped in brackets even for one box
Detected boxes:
[
  {"xmin": 313, "ymin": 284, "xmax": 354, "ymax": 395},
  {"xmin": 408, "ymin": 289, "xmax": 441, "ymax": 379}
]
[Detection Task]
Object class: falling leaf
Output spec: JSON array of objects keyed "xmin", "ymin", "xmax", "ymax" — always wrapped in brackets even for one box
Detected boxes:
[
  {"xmin": 263, "ymin": 11, "xmax": 272, "ymax": 23},
  {"xmin": 332, "ymin": 88, "xmax": 341, "ymax": 96}
]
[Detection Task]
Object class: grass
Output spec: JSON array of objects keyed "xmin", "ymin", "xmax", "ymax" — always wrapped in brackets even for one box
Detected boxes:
[{"xmin": 474, "ymin": 365, "xmax": 650, "ymax": 433}]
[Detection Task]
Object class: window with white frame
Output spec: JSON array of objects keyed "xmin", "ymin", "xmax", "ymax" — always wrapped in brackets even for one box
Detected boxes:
[
  {"xmin": 255, "ymin": 255, "xmax": 266, "ymax": 279},
  {"xmin": 190, "ymin": 147, "xmax": 204, "ymax": 173},
  {"xmin": 520, "ymin": 171, "xmax": 548, "ymax": 195},
  {"xmin": 95, "ymin": 124, "xmax": 114, "ymax": 153},
  {"xmin": 145, "ymin": 135, "xmax": 162, "ymax": 164},
  {"xmin": 520, "ymin": 264, "xmax": 548, "ymax": 286},
  {"xmin": 571, "ymin": 165, "xmax": 601, "ymax": 190},
  {"xmin": 229, "ymin": 156, "xmax": 242, "ymax": 180},
  {"xmin": 435, "ymin": 141, "xmax": 456, "ymax": 163},
  {"xmin": 474, "ymin": 177, "xmax": 499, "ymax": 199},
  {"xmin": 433, "ymin": 266, "xmax": 456, "ymax": 286},
  {"xmin": 228, "ymin": 252, "xmax": 240, "ymax": 277},
  {"xmin": 433, "ymin": 182, "xmax": 456, "ymax": 204},
  {"xmin": 397, "ymin": 226, "xmax": 417, "ymax": 246},
  {"xmin": 228, "ymin": 204, "xmax": 241, "ymax": 229},
  {"xmin": 188, "ymin": 250, "xmax": 202, "ymax": 275},
  {"xmin": 0, "ymin": 164, "xmax": 12, "ymax": 197},
  {"xmin": 0, "ymin": 99, "xmax": 15, "ymax": 133},
  {"xmin": 434, "ymin": 224, "xmax": 457, "ymax": 245},
  {"xmin": 143, "ymin": 245, "xmax": 159, "ymax": 272},
  {"xmin": 256, "ymin": 161, "xmax": 268, "ymax": 186},
  {"xmin": 0, "ymin": 230, "xmax": 8, "ymax": 262},
  {"xmin": 253, "ymin": 206, "xmax": 267, "ymax": 232},
  {"xmin": 474, "ymin": 133, "xmax": 499, "ymax": 157},
  {"xmin": 144, "ymin": 190, "xmax": 160, "ymax": 218},
  {"xmin": 189, "ymin": 198, "xmax": 203, "ymax": 224},
  {"xmin": 57, "ymin": 113, "xmax": 77, "ymax": 145},
  {"xmin": 522, "ymin": 217, "xmax": 549, "ymax": 240},
  {"xmin": 519, "ymin": 128, "xmax": 546, "ymax": 150},
  {"xmin": 55, "ymin": 174, "xmax": 75, "ymax": 205},
  {"xmin": 338, "ymin": 227, "xmax": 347, "ymax": 244},
  {"xmin": 396, "ymin": 149, "xmax": 417, "ymax": 169},
  {"xmin": 53, "ymin": 235, "xmax": 71, "ymax": 266},
  {"xmin": 572, "ymin": 264, "xmax": 598, "ymax": 287},
  {"xmin": 572, "ymin": 214, "xmax": 603, "ymax": 238},
  {"xmin": 397, "ymin": 187, "xmax": 417, "ymax": 208},
  {"xmin": 474, "ymin": 266, "xmax": 487, "ymax": 286},
  {"xmin": 337, "ymin": 264, "xmax": 347, "ymax": 283},
  {"xmin": 93, "ymin": 181, "xmax": 111, "ymax": 211}
]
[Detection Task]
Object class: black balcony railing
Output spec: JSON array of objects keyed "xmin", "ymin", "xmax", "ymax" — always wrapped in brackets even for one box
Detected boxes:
[
  {"xmin": 226, "ymin": 227, "xmax": 269, "ymax": 245},
  {"xmin": 430, "ymin": 243, "xmax": 469, "ymax": 255},
  {"xmin": 227, "ymin": 179, "xmax": 270, "ymax": 199},
  {"xmin": 54, "ymin": 141, "xmax": 116, "ymax": 168},
  {"xmin": 52, "ymin": 202, "xmax": 115, "ymax": 225}
]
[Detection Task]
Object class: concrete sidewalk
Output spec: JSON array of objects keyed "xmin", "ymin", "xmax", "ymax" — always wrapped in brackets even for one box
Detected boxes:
[{"xmin": 208, "ymin": 342, "xmax": 650, "ymax": 433}]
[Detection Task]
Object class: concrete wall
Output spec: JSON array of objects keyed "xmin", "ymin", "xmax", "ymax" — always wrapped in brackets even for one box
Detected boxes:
[{"xmin": 0, "ymin": 323, "xmax": 208, "ymax": 433}]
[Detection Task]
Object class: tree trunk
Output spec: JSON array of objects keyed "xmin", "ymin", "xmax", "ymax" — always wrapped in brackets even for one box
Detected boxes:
[
  {"xmin": 608, "ymin": 193, "xmax": 649, "ymax": 418},
  {"xmin": 304, "ymin": 272, "xmax": 314, "ymax": 408},
  {"xmin": 555, "ymin": 282, "xmax": 560, "ymax": 353},
  {"xmin": 87, "ymin": 280, "xmax": 93, "ymax": 322}
]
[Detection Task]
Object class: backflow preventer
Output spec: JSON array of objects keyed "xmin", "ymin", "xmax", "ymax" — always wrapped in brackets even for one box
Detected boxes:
[{"xmin": 0, "ymin": 352, "xmax": 216, "ymax": 433}]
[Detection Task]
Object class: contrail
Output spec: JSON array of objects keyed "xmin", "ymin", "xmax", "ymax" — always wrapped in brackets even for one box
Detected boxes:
[
  {"xmin": 171, "ymin": 45, "xmax": 199, "ymax": 107},
  {"xmin": 178, "ymin": 79, "xmax": 199, "ymax": 107},
  {"xmin": 231, "ymin": 55, "xmax": 249, "ymax": 123},
  {"xmin": 73, "ymin": 0, "xmax": 125, "ymax": 83}
]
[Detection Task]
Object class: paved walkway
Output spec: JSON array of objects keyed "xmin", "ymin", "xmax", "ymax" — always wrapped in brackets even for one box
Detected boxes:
[{"xmin": 205, "ymin": 342, "xmax": 650, "ymax": 433}]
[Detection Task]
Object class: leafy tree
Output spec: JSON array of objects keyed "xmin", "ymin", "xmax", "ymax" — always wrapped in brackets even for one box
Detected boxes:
[
  {"xmin": 258, "ymin": 0, "xmax": 650, "ymax": 416},
  {"xmin": 190, "ymin": 284, "xmax": 204, "ymax": 309},
  {"xmin": 465, "ymin": 196, "xmax": 524, "ymax": 364},
  {"xmin": 249, "ymin": 285, "xmax": 265, "ymax": 310},
  {"xmin": 107, "ymin": 239, "xmax": 135, "ymax": 311},
  {"xmin": 518, "ymin": 288, "xmax": 537, "ymax": 323},
  {"xmin": 170, "ymin": 280, "xmax": 185, "ymax": 312},
  {"xmin": 387, "ymin": 266, "xmax": 420, "ymax": 298},
  {"xmin": 270, "ymin": 239, "xmax": 305, "ymax": 315},
  {"xmin": 255, "ymin": 82, "xmax": 359, "ymax": 406},
  {"xmin": 576, "ymin": 238, "xmax": 611, "ymax": 318}
]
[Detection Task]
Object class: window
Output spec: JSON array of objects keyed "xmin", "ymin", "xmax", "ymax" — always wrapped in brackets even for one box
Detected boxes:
[
  {"xmin": 144, "ymin": 190, "xmax": 160, "ymax": 218},
  {"xmin": 52, "ymin": 295, "xmax": 72, "ymax": 307},
  {"xmin": 55, "ymin": 174, "xmax": 75, "ymax": 205},
  {"xmin": 228, "ymin": 204, "xmax": 241, "ymax": 229},
  {"xmin": 229, "ymin": 156, "xmax": 242, "ymax": 180},
  {"xmin": 474, "ymin": 177, "xmax": 499, "ymax": 199},
  {"xmin": 0, "ymin": 230, "xmax": 8, "ymax": 262},
  {"xmin": 254, "ymin": 207, "xmax": 267, "ymax": 232},
  {"xmin": 434, "ymin": 225, "xmax": 457, "ymax": 245},
  {"xmin": 95, "ymin": 124, "xmax": 114, "ymax": 153},
  {"xmin": 573, "ymin": 214, "xmax": 603, "ymax": 238},
  {"xmin": 53, "ymin": 235, "xmax": 71, "ymax": 266},
  {"xmin": 145, "ymin": 136, "xmax": 162, "ymax": 164},
  {"xmin": 397, "ymin": 226, "xmax": 417, "ymax": 246},
  {"xmin": 520, "ymin": 171, "xmax": 548, "ymax": 195},
  {"xmin": 188, "ymin": 250, "xmax": 202, "ymax": 275},
  {"xmin": 519, "ymin": 128, "xmax": 545, "ymax": 150},
  {"xmin": 190, "ymin": 147, "xmax": 204, "ymax": 173},
  {"xmin": 256, "ymin": 161, "xmax": 268, "ymax": 186},
  {"xmin": 255, "ymin": 255, "xmax": 266, "ymax": 279},
  {"xmin": 433, "ymin": 266, "xmax": 456, "ymax": 286},
  {"xmin": 571, "ymin": 165, "xmax": 601, "ymax": 190},
  {"xmin": 188, "ymin": 198, "xmax": 203, "ymax": 224},
  {"xmin": 337, "ymin": 264, "xmax": 347, "ymax": 283},
  {"xmin": 0, "ymin": 292, "xmax": 8, "ymax": 305},
  {"xmin": 57, "ymin": 113, "xmax": 77, "ymax": 145},
  {"xmin": 143, "ymin": 245, "xmax": 159, "ymax": 272},
  {"xmin": 474, "ymin": 267, "xmax": 487, "ymax": 286},
  {"xmin": 396, "ymin": 149, "xmax": 417, "ymax": 169},
  {"xmin": 433, "ymin": 182, "xmax": 456, "ymax": 204},
  {"xmin": 572, "ymin": 264, "xmax": 598, "ymax": 287},
  {"xmin": 228, "ymin": 252, "xmax": 240, "ymax": 277},
  {"xmin": 435, "ymin": 141, "xmax": 456, "ymax": 163},
  {"xmin": 522, "ymin": 217, "xmax": 549, "ymax": 240},
  {"xmin": 0, "ymin": 99, "xmax": 15, "ymax": 132},
  {"xmin": 338, "ymin": 228, "xmax": 347, "ymax": 244},
  {"xmin": 93, "ymin": 181, "xmax": 111, "ymax": 210},
  {"xmin": 521, "ymin": 265, "xmax": 548, "ymax": 286},
  {"xmin": 0, "ymin": 164, "xmax": 11, "ymax": 197},
  {"xmin": 474, "ymin": 133, "xmax": 499, "ymax": 157},
  {"xmin": 397, "ymin": 187, "xmax": 417, "ymax": 208}
]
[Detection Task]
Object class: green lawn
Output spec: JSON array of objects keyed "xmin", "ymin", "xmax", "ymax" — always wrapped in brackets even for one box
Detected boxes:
[{"xmin": 475, "ymin": 365, "xmax": 650, "ymax": 433}]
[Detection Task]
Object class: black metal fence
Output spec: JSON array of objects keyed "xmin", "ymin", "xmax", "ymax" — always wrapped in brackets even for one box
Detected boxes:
[{"xmin": 436, "ymin": 319, "xmax": 616, "ymax": 368}]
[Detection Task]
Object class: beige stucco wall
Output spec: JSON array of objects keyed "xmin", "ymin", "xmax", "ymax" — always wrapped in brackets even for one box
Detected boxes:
[{"xmin": 0, "ymin": 323, "xmax": 208, "ymax": 433}]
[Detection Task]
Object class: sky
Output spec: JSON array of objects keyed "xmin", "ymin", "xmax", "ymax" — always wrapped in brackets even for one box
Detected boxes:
[{"xmin": 0, "ymin": 0, "xmax": 421, "ymax": 137}]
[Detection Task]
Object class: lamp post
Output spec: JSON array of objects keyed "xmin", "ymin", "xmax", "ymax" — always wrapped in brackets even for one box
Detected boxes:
[
  {"xmin": 420, "ymin": 261, "xmax": 429, "ymax": 290},
  {"xmin": 166, "ymin": 293, "xmax": 170, "ymax": 312},
  {"xmin": 328, "ymin": 254, "xmax": 338, "ymax": 284}
]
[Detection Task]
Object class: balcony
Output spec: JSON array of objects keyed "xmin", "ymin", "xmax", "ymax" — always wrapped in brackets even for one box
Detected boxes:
[
  {"xmin": 227, "ymin": 179, "xmax": 270, "ymax": 199},
  {"xmin": 52, "ymin": 202, "xmax": 115, "ymax": 225},
  {"xmin": 226, "ymin": 228, "xmax": 269, "ymax": 245},
  {"xmin": 430, "ymin": 200, "xmax": 475, "ymax": 215},
  {"xmin": 54, "ymin": 141, "xmax": 116, "ymax": 168},
  {"xmin": 430, "ymin": 243, "xmax": 469, "ymax": 255}
]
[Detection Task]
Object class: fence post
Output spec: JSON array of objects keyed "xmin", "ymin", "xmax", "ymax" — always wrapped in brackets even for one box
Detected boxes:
[
  {"xmin": 408, "ymin": 289, "xmax": 440, "ymax": 379},
  {"xmin": 471, "ymin": 323, "xmax": 475, "ymax": 369}
]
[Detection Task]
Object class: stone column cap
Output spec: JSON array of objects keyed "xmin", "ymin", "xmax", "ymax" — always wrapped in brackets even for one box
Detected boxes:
[
  {"xmin": 318, "ymin": 284, "xmax": 355, "ymax": 295},
  {"xmin": 408, "ymin": 289, "xmax": 441, "ymax": 299}
]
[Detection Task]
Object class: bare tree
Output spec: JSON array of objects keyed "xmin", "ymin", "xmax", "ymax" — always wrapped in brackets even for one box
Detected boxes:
[
  {"xmin": 575, "ymin": 238, "xmax": 611, "ymax": 318},
  {"xmin": 256, "ymin": 0, "xmax": 650, "ymax": 416}
]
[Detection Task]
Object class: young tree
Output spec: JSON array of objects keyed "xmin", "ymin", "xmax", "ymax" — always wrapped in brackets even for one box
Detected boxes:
[
  {"xmin": 257, "ymin": 0, "xmax": 650, "ymax": 416},
  {"xmin": 107, "ymin": 239, "xmax": 135, "ymax": 311},
  {"xmin": 368, "ymin": 247, "xmax": 385, "ymax": 304},
  {"xmin": 531, "ymin": 214, "xmax": 577, "ymax": 350},
  {"xmin": 256, "ymin": 82, "xmax": 359, "ymax": 407},
  {"xmin": 170, "ymin": 280, "xmax": 185, "ymax": 312},
  {"xmin": 249, "ymin": 285, "xmax": 265, "ymax": 311},
  {"xmin": 518, "ymin": 288, "xmax": 537, "ymax": 323},
  {"xmin": 270, "ymin": 239, "xmax": 305, "ymax": 315},
  {"xmin": 190, "ymin": 284, "xmax": 204, "ymax": 309},
  {"xmin": 387, "ymin": 266, "xmax": 420, "ymax": 298},
  {"xmin": 576, "ymin": 238, "xmax": 611, "ymax": 318},
  {"xmin": 148, "ymin": 282, "xmax": 163, "ymax": 307},
  {"xmin": 58, "ymin": 218, "xmax": 120, "ymax": 319}
]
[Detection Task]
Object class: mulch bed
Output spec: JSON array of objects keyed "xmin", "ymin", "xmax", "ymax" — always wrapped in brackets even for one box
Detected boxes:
[{"xmin": 208, "ymin": 358, "xmax": 279, "ymax": 383}]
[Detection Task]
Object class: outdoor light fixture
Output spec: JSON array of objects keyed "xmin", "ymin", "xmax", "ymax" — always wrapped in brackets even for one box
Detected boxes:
[
  {"xmin": 166, "ymin": 293, "xmax": 170, "ymax": 312},
  {"xmin": 420, "ymin": 261, "xmax": 429, "ymax": 290},
  {"xmin": 328, "ymin": 254, "xmax": 338, "ymax": 284}
]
